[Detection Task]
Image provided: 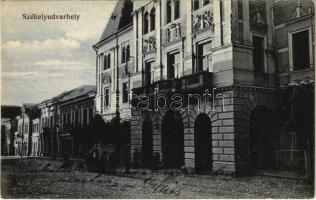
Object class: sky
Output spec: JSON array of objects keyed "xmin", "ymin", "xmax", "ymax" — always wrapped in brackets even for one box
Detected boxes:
[{"xmin": 1, "ymin": 0, "xmax": 117, "ymax": 106}]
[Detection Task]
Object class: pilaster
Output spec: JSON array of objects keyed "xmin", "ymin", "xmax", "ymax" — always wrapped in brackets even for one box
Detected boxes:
[{"xmin": 242, "ymin": 0, "xmax": 251, "ymax": 45}]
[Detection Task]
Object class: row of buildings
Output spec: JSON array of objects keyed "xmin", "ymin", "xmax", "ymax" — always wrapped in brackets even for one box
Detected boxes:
[
  {"xmin": 93, "ymin": 0, "xmax": 314, "ymax": 176},
  {"xmin": 1, "ymin": 0, "xmax": 314, "ymax": 177},
  {"xmin": 1, "ymin": 85, "xmax": 96, "ymax": 158}
]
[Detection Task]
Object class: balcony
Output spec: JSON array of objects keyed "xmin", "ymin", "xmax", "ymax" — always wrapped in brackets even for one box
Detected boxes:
[
  {"xmin": 181, "ymin": 71, "xmax": 213, "ymax": 91},
  {"xmin": 133, "ymin": 71, "xmax": 213, "ymax": 96},
  {"xmin": 152, "ymin": 78, "xmax": 182, "ymax": 92}
]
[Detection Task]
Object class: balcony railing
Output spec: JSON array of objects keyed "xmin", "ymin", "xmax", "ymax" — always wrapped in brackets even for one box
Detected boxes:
[
  {"xmin": 181, "ymin": 71, "xmax": 213, "ymax": 90},
  {"xmin": 133, "ymin": 71, "xmax": 213, "ymax": 96},
  {"xmin": 152, "ymin": 78, "xmax": 182, "ymax": 91}
]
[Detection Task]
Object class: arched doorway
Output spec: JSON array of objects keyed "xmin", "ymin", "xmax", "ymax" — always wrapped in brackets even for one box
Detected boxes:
[
  {"xmin": 194, "ymin": 113, "xmax": 212, "ymax": 172},
  {"xmin": 249, "ymin": 106, "xmax": 276, "ymax": 170},
  {"xmin": 141, "ymin": 119, "xmax": 153, "ymax": 168},
  {"xmin": 161, "ymin": 111, "xmax": 184, "ymax": 168}
]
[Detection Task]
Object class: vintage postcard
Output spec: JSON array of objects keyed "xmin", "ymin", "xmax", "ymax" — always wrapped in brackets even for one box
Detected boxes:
[{"xmin": 1, "ymin": 0, "xmax": 314, "ymax": 198}]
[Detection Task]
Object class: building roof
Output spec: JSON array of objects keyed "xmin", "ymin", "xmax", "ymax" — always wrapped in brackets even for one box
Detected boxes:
[
  {"xmin": 59, "ymin": 85, "xmax": 96, "ymax": 102},
  {"xmin": 98, "ymin": 0, "xmax": 133, "ymax": 43},
  {"xmin": 1, "ymin": 105, "xmax": 21, "ymax": 119}
]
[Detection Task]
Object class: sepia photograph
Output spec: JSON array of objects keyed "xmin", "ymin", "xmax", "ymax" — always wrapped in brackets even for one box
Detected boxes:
[{"xmin": 1, "ymin": 0, "xmax": 315, "ymax": 198}]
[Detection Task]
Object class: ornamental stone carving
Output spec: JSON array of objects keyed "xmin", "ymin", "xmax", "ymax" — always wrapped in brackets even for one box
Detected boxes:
[
  {"xmin": 193, "ymin": 11, "xmax": 214, "ymax": 32},
  {"xmin": 102, "ymin": 74, "xmax": 111, "ymax": 83},
  {"xmin": 143, "ymin": 36, "xmax": 156, "ymax": 54},
  {"xmin": 165, "ymin": 23, "xmax": 181, "ymax": 43}
]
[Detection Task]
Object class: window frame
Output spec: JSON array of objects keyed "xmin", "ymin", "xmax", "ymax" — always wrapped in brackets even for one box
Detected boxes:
[
  {"xmin": 122, "ymin": 82, "xmax": 129, "ymax": 103},
  {"xmin": 174, "ymin": 0, "xmax": 180, "ymax": 20},
  {"xmin": 104, "ymin": 87, "xmax": 110, "ymax": 108},
  {"xmin": 288, "ymin": 27, "xmax": 313, "ymax": 72},
  {"xmin": 251, "ymin": 33, "xmax": 267, "ymax": 74},
  {"xmin": 150, "ymin": 7, "xmax": 156, "ymax": 31}
]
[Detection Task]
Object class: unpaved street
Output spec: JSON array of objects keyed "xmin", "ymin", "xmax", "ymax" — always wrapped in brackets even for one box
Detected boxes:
[{"xmin": 1, "ymin": 158, "xmax": 313, "ymax": 198}]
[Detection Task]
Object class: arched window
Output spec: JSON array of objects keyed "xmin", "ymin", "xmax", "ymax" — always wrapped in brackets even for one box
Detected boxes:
[
  {"xmin": 174, "ymin": 0, "xmax": 180, "ymax": 19},
  {"xmin": 103, "ymin": 55, "xmax": 107, "ymax": 70},
  {"xmin": 122, "ymin": 47, "xmax": 126, "ymax": 63},
  {"xmin": 144, "ymin": 12, "xmax": 149, "ymax": 34},
  {"xmin": 166, "ymin": 0, "xmax": 172, "ymax": 23},
  {"xmin": 150, "ymin": 8, "xmax": 156, "ymax": 31},
  {"xmin": 107, "ymin": 53, "xmax": 111, "ymax": 68},
  {"xmin": 126, "ymin": 45, "xmax": 130, "ymax": 62}
]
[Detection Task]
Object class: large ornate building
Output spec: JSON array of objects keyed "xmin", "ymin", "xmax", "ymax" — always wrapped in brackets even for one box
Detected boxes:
[{"xmin": 96, "ymin": 0, "xmax": 314, "ymax": 176}]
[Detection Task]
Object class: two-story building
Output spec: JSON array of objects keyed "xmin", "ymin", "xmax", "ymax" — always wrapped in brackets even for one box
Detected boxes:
[
  {"xmin": 15, "ymin": 103, "xmax": 38, "ymax": 156},
  {"xmin": 58, "ymin": 85, "xmax": 96, "ymax": 157},
  {"xmin": 37, "ymin": 85, "xmax": 96, "ymax": 158}
]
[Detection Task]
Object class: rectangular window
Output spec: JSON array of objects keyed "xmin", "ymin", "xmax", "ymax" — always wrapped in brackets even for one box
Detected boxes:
[
  {"xmin": 167, "ymin": 52, "xmax": 180, "ymax": 79},
  {"xmin": 252, "ymin": 35, "xmax": 265, "ymax": 73},
  {"xmin": 104, "ymin": 88, "xmax": 109, "ymax": 107},
  {"xmin": 197, "ymin": 42, "xmax": 212, "ymax": 72},
  {"xmin": 145, "ymin": 62, "xmax": 152, "ymax": 85},
  {"xmin": 203, "ymin": 0, "xmax": 210, "ymax": 6},
  {"xmin": 83, "ymin": 109, "xmax": 87, "ymax": 125},
  {"xmin": 166, "ymin": 0, "xmax": 172, "ymax": 23},
  {"xmin": 292, "ymin": 30, "xmax": 310, "ymax": 71},
  {"xmin": 174, "ymin": 0, "xmax": 180, "ymax": 19},
  {"xmin": 75, "ymin": 110, "xmax": 79, "ymax": 124},
  {"xmin": 220, "ymin": 0, "xmax": 224, "ymax": 45},
  {"xmin": 63, "ymin": 114, "xmax": 67, "ymax": 126},
  {"xmin": 50, "ymin": 116, "xmax": 53, "ymax": 128},
  {"xmin": 122, "ymin": 82, "xmax": 129, "ymax": 103},
  {"xmin": 193, "ymin": 0, "xmax": 199, "ymax": 10},
  {"xmin": 25, "ymin": 124, "xmax": 28, "ymax": 134},
  {"xmin": 88, "ymin": 108, "xmax": 93, "ymax": 124},
  {"xmin": 67, "ymin": 113, "xmax": 71, "ymax": 125}
]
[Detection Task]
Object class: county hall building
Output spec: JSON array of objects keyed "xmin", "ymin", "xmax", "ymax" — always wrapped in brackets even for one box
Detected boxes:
[{"xmin": 94, "ymin": 0, "xmax": 314, "ymax": 177}]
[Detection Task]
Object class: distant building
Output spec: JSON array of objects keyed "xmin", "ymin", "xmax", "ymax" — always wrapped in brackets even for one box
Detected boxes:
[
  {"xmin": 31, "ymin": 118, "xmax": 40, "ymax": 156},
  {"xmin": 38, "ymin": 85, "xmax": 96, "ymax": 158},
  {"xmin": 58, "ymin": 85, "xmax": 96, "ymax": 157},
  {"xmin": 15, "ymin": 103, "xmax": 39, "ymax": 156},
  {"xmin": 1, "ymin": 105, "xmax": 21, "ymax": 156}
]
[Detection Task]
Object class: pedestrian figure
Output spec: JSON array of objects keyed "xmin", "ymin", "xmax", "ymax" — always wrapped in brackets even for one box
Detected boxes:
[
  {"xmin": 92, "ymin": 149, "xmax": 99, "ymax": 172},
  {"xmin": 133, "ymin": 149, "xmax": 139, "ymax": 168}
]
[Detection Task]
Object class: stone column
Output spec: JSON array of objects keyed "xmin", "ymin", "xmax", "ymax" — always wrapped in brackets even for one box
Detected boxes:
[
  {"xmin": 170, "ymin": 0, "xmax": 175, "ymax": 21},
  {"xmin": 223, "ymin": 0, "xmax": 232, "ymax": 44},
  {"xmin": 133, "ymin": 10, "xmax": 138, "ymax": 73},
  {"xmin": 213, "ymin": 0, "xmax": 222, "ymax": 48},
  {"xmin": 111, "ymin": 50, "xmax": 116, "ymax": 92},
  {"xmin": 231, "ymin": 0, "xmax": 240, "ymax": 43},
  {"xmin": 266, "ymin": 0, "xmax": 274, "ymax": 74},
  {"xmin": 137, "ymin": 8, "xmax": 143, "ymax": 73},
  {"xmin": 156, "ymin": 0, "xmax": 162, "ymax": 81},
  {"xmin": 183, "ymin": 0, "xmax": 193, "ymax": 75}
]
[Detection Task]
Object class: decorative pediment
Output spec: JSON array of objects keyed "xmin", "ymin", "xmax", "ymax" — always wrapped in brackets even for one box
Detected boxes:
[{"xmin": 102, "ymin": 74, "xmax": 111, "ymax": 83}]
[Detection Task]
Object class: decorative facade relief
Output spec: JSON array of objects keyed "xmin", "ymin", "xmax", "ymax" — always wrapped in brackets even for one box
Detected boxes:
[
  {"xmin": 165, "ymin": 23, "xmax": 181, "ymax": 43},
  {"xmin": 193, "ymin": 11, "xmax": 214, "ymax": 32},
  {"xmin": 143, "ymin": 36, "xmax": 156, "ymax": 54},
  {"xmin": 251, "ymin": 8, "xmax": 265, "ymax": 24},
  {"xmin": 102, "ymin": 73, "xmax": 111, "ymax": 83}
]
